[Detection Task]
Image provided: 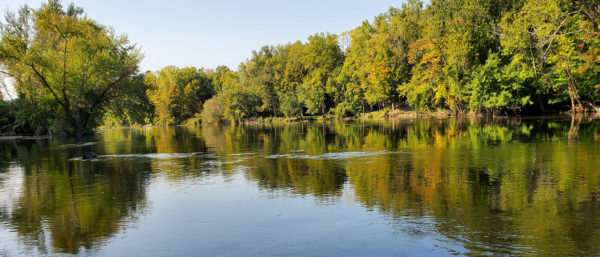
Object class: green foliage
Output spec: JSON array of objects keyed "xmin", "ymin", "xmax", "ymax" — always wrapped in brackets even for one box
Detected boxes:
[
  {"xmin": 0, "ymin": 96, "xmax": 59, "ymax": 135},
  {"xmin": 467, "ymin": 52, "xmax": 531, "ymax": 110},
  {"xmin": 278, "ymin": 92, "xmax": 302, "ymax": 117},
  {"xmin": 3, "ymin": 0, "xmax": 600, "ymax": 136},
  {"xmin": 174, "ymin": 67, "xmax": 214, "ymax": 122},
  {"xmin": 201, "ymin": 97, "xmax": 224, "ymax": 124},
  {"xmin": 239, "ymin": 46, "xmax": 279, "ymax": 116},
  {"xmin": 145, "ymin": 67, "xmax": 176, "ymax": 124},
  {"xmin": 102, "ymin": 73, "xmax": 154, "ymax": 127},
  {"xmin": 0, "ymin": 99, "xmax": 14, "ymax": 132},
  {"xmin": 0, "ymin": 0, "xmax": 141, "ymax": 138},
  {"xmin": 499, "ymin": 0, "xmax": 600, "ymax": 111},
  {"xmin": 145, "ymin": 66, "xmax": 213, "ymax": 125},
  {"xmin": 217, "ymin": 69, "xmax": 259, "ymax": 123},
  {"xmin": 298, "ymin": 33, "xmax": 344, "ymax": 115}
]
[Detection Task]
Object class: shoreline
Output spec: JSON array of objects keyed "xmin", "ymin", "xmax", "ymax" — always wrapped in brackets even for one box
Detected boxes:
[
  {"xmin": 101, "ymin": 110, "xmax": 599, "ymax": 128},
  {"xmin": 3, "ymin": 111, "xmax": 598, "ymax": 138}
]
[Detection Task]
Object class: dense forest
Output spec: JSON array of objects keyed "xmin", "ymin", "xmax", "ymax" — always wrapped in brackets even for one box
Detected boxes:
[{"xmin": 1, "ymin": 0, "xmax": 599, "ymax": 137}]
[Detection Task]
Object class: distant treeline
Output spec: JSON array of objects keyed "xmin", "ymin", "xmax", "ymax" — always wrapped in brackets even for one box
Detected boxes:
[
  {"xmin": 134, "ymin": 0, "xmax": 600, "ymax": 124},
  {"xmin": 1, "ymin": 0, "xmax": 599, "ymax": 136}
]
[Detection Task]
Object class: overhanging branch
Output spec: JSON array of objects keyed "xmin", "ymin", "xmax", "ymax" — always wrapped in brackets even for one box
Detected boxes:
[{"xmin": 30, "ymin": 64, "xmax": 67, "ymax": 108}]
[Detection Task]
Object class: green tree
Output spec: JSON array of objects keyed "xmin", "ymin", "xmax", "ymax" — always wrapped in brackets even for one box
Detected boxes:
[
  {"xmin": 278, "ymin": 42, "xmax": 306, "ymax": 117},
  {"xmin": 145, "ymin": 66, "xmax": 177, "ymax": 124},
  {"xmin": 337, "ymin": 1, "xmax": 424, "ymax": 115},
  {"xmin": 174, "ymin": 67, "xmax": 213, "ymax": 122},
  {"xmin": 212, "ymin": 65, "xmax": 232, "ymax": 94},
  {"xmin": 337, "ymin": 22, "xmax": 374, "ymax": 115},
  {"xmin": 498, "ymin": 0, "xmax": 597, "ymax": 112},
  {"xmin": 102, "ymin": 73, "xmax": 154, "ymax": 127},
  {"xmin": 298, "ymin": 33, "xmax": 344, "ymax": 115},
  {"xmin": 201, "ymin": 97, "xmax": 224, "ymax": 124},
  {"xmin": 218, "ymin": 69, "xmax": 259, "ymax": 123},
  {"xmin": 0, "ymin": 0, "xmax": 141, "ymax": 139},
  {"xmin": 240, "ymin": 46, "xmax": 278, "ymax": 116}
]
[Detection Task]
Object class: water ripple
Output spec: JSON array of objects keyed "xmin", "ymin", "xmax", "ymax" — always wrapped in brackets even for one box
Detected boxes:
[{"xmin": 264, "ymin": 151, "xmax": 400, "ymax": 160}]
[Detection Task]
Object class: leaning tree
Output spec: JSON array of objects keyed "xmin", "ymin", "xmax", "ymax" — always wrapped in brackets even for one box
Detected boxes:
[{"xmin": 0, "ymin": 0, "xmax": 141, "ymax": 139}]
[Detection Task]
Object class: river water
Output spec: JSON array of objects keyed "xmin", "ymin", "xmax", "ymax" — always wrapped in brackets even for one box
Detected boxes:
[{"xmin": 0, "ymin": 117, "xmax": 599, "ymax": 256}]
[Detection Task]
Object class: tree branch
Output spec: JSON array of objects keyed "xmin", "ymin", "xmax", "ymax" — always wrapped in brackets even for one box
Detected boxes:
[
  {"xmin": 0, "ymin": 70, "xmax": 16, "ymax": 77},
  {"xmin": 87, "ymin": 70, "xmax": 132, "ymax": 116},
  {"xmin": 29, "ymin": 64, "xmax": 67, "ymax": 107},
  {"xmin": 80, "ymin": 71, "xmax": 130, "ymax": 129},
  {"xmin": 541, "ymin": 10, "xmax": 581, "ymax": 60}
]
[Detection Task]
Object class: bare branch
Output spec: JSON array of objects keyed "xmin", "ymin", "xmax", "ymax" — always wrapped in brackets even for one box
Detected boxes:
[
  {"xmin": 0, "ymin": 70, "xmax": 16, "ymax": 77},
  {"xmin": 541, "ymin": 10, "xmax": 582, "ymax": 60}
]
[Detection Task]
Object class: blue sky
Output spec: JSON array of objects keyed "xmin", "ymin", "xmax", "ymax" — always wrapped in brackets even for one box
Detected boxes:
[{"xmin": 1, "ymin": 0, "xmax": 404, "ymax": 71}]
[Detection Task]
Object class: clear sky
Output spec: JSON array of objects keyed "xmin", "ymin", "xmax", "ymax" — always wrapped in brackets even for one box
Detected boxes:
[{"xmin": 1, "ymin": 0, "xmax": 404, "ymax": 72}]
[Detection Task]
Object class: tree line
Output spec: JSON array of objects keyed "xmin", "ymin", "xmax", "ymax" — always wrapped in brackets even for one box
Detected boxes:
[
  {"xmin": 1, "ymin": 0, "xmax": 599, "ymax": 137},
  {"xmin": 211, "ymin": 0, "xmax": 600, "ymax": 120}
]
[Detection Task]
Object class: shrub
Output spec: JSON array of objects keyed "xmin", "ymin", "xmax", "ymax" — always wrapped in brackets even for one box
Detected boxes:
[{"xmin": 201, "ymin": 97, "xmax": 224, "ymax": 124}]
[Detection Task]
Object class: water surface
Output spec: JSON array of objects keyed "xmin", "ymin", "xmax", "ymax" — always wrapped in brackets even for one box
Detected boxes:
[{"xmin": 1, "ymin": 117, "xmax": 599, "ymax": 256}]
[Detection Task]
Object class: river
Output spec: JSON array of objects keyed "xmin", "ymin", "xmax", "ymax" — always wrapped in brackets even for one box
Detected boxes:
[{"xmin": 0, "ymin": 116, "xmax": 599, "ymax": 256}]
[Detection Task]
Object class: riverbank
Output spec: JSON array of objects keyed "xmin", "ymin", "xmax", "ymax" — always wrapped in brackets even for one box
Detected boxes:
[
  {"xmin": 6, "ymin": 108, "xmax": 599, "ymax": 136},
  {"xmin": 238, "ymin": 108, "xmax": 600, "ymax": 126}
]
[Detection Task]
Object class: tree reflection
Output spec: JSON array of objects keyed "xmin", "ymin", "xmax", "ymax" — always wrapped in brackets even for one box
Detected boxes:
[
  {"xmin": 1, "ymin": 138, "xmax": 151, "ymax": 254},
  {"xmin": 0, "ymin": 117, "xmax": 598, "ymax": 255},
  {"xmin": 203, "ymin": 118, "xmax": 600, "ymax": 256}
]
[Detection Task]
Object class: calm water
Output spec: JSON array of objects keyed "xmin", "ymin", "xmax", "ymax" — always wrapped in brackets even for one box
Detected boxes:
[{"xmin": 1, "ymin": 117, "xmax": 599, "ymax": 256}]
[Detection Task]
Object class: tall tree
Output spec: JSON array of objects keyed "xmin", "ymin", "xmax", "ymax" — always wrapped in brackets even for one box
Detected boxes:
[
  {"xmin": 0, "ymin": 0, "xmax": 141, "ymax": 139},
  {"xmin": 240, "ymin": 46, "xmax": 278, "ymax": 116},
  {"xmin": 145, "ymin": 66, "xmax": 177, "ymax": 124},
  {"xmin": 278, "ymin": 42, "xmax": 306, "ymax": 117},
  {"xmin": 174, "ymin": 67, "xmax": 213, "ymax": 122},
  {"xmin": 218, "ymin": 68, "xmax": 259, "ymax": 123},
  {"xmin": 298, "ymin": 33, "xmax": 344, "ymax": 115}
]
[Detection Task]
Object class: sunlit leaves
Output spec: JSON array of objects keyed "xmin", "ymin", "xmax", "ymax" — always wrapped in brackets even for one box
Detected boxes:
[
  {"xmin": 145, "ymin": 66, "xmax": 213, "ymax": 124},
  {"xmin": 0, "ymin": 0, "xmax": 141, "ymax": 136}
]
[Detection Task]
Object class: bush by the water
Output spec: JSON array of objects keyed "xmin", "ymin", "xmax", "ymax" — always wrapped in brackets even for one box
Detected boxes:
[
  {"xmin": 201, "ymin": 97, "xmax": 224, "ymax": 124},
  {"xmin": 0, "ymin": 98, "xmax": 60, "ymax": 135}
]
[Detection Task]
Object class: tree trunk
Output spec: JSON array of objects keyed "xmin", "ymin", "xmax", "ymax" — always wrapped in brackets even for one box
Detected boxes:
[
  {"xmin": 71, "ymin": 115, "xmax": 83, "ymax": 142},
  {"xmin": 361, "ymin": 101, "xmax": 365, "ymax": 117},
  {"xmin": 567, "ymin": 68, "xmax": 584, "ymax": 113},
  {"xmin": 537, "ymin": 95, "xmax": 547, "ymax": 113}
]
